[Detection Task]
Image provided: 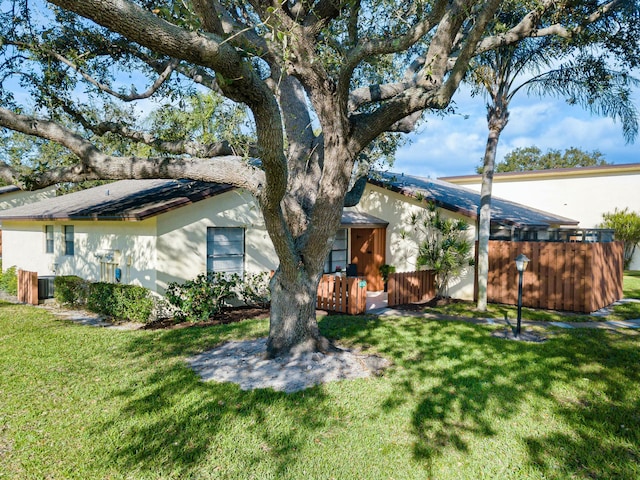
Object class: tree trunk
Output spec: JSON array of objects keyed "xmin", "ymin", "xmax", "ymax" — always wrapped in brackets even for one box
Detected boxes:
[
  {"xmin": 477, "ymin": 103, "xmax": 508, "ymax": 311},
  {"xmin": 266, "ymin": 269, "xmax": 333, "ymax": 358}
]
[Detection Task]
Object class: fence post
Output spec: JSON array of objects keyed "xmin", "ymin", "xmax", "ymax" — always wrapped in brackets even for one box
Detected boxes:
[{"xmin": 17, "ymin": 269, "xmax": 38, "ymax": 305}]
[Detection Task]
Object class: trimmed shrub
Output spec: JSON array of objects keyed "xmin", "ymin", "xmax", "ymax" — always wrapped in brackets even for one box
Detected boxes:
[
  {"xmin": 52, "ymin": 275, "xmax": 153, "ymax": 322},
  {"xmin": 166, "ymin": 272, "xmax": 240, "ymax": 322},
  {"xmin": 54, "ymin": 275, "xmax": 89, "ymax": 307},
  {"xmin": 114, "ymin": 285, "xmax": 155, "ymax": 323},
  {"xmin": 86, "ymin": 283, "xmax": 154, "ymax": 323},
  {"xmin": 86, "ymin": 282, "xmax": 116, "ymax": 316},
  {"xmin": 0, "ymin": 262, "xmax": 18, "ymax": 296}
]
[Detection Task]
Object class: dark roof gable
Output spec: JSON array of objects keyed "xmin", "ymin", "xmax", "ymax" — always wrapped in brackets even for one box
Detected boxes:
[
  {"xmin": 0, "ymin": 180, "xmax": 233, "ymax": 221},
  {"xmin": 0, "ymin": 172, "xmax": 578, "ymax": 228},
  {"xmin": 371, "ymin": 172, "xmax": 578, "ymax": 228}
]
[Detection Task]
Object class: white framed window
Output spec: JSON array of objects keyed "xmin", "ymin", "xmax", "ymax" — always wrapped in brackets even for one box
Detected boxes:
[
  {"xmin": 207, "ymin": 227, "xmax": 244, "ymax": 275},
  {"xmin": 44, "ymin": 225, "xmax": 54, "ymax": 254},
  {"xmin": 324, "ymin": 228, "xmax": 348, "ymax": 273},
  {"xmin": 64, "ymin": 225, "xmax": 74, "ymax": 256}
]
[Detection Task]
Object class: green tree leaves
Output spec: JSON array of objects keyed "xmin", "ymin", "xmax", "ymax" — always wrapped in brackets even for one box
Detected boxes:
[
  {"xmin": 413, "ymin": 203, "xmax": 473, "ymax": 297},
  {"xmin": 600, "ymin": 208, "xmax": 640, "ymax": 268},
  {"xmin": 494, "ymin": 146, "xmax": 609, "ymax": 172}
]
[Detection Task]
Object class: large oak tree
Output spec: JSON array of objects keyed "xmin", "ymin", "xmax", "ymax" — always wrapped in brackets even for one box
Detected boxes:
[{"xmin": 1, "ymin": 0, "xmax": 637, "ymax": 357}]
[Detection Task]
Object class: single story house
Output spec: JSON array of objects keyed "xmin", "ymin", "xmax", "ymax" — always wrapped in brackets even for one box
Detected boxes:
[
  {"xmin": 0, "ymin": 173, "xmax": 579, "ymax": 300},
  {"xmin": 0, "ymin": 185, "xmax": 57, "ymax": 256},
  {"xmin": 0, "ymin": 184, "xmax": 56, "ymax": 211},
  {"xmin": 442, "ymin": 162, "xmax": 640, "ymax": 269}
]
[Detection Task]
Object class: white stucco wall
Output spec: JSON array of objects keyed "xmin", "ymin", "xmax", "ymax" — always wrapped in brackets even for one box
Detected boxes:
[
  {"xmin": 2, "ymin": 219, "xmax": 158, "ymax": 291},
  {"xmin": 1, "ymin": 221, "xmax": 51, "ymax": 275},
  {"xmin": 155, "ymin": 188, "xmax": 277, "ymax": 293},
  {"xmin": 352, "ymin": 184, "xmax": 477, "ymax": 300},
  {"xmin": 0, "ymin": 186, "xmax": 56, "ymax": 211},
  {"xmin": 446, "ymin": 170, "xmax": 640, "ymax": 270},
  {"xmin": 66, "ymin": 220, "xmax": 158, "ymax": 290}
]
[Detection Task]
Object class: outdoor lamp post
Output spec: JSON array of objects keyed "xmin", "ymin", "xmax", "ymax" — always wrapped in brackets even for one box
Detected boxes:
[{"xmin": 515, "ymin": 254, "xmax": 530, "ymax": 337}]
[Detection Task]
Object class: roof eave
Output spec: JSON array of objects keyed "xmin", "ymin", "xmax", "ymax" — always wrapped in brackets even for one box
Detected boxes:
[
  {"xmin": 441, "ymin": 162, "xmax": 640, "ymax": 183},
  {"xmin": 367, "ymin": 176, "xmax": 580, "ymax": 228}
]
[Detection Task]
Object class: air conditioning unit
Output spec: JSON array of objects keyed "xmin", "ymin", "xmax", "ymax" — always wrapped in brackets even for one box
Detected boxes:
[{"xmin": 38, "ymin": 276, "xmax": 55, "ymax": 301}]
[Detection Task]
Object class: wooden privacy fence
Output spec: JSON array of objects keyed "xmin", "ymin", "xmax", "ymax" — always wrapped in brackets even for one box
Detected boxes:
[
  {"xmin": 387, "ymin": 270, "xmax": 436, "ymax": 307},
  {"xmin": 486, "ymin": 240, "xmax": 623, "ymax": 313},
  {"xmin": 17, "ymin": 269, "xmax": 39, "ymax": 305},
  {"xmin": 316, "ymin": 274, "xmax": 368, "ymax": 314}
]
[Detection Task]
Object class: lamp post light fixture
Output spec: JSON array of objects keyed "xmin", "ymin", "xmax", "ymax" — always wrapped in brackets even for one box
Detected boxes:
[{"xmin": 514, "ymin": 254, "xmax": 530, "ymax": 337}]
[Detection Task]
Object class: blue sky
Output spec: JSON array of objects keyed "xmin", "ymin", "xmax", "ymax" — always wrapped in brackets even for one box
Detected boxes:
[
  {"xmin": 393, "ymin": 85, "xmax": 640, "ymax": 179},
  {"xmin": 6, "ymin": 2, "xmax": 638, "ymax": 180}
]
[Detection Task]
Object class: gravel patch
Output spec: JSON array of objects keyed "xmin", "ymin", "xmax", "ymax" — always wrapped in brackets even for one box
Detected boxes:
[{"xmin": 187, "ymin": 338, "xmax": 390, "ymax": 393}]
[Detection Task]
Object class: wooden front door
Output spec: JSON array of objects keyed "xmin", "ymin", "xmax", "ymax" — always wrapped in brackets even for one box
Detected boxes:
[{"xmin": 350, "ymin": 227, "xmax": 386, "ymax": 291}]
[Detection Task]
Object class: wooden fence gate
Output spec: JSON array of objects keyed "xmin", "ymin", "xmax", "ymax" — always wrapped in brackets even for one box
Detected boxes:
[
  {"xmin": 387, "ymin": 270, "xmax": 436, "ymax": 307},
  {"xmin": 17, "ymin": 269, "xmax": 39, "ymax": 305},
  {"xmin": 316, "ymin": 275, "xmax": 368, "ymax": 314}
]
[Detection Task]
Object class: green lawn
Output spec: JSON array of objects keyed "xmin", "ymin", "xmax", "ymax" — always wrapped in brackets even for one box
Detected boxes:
[
  {"xmin": 418, "ymin": 271, "xmax": 640, "ymax": 322},
  {"xmin": 1, "ymin": 302, "xmax": 639, "ymax": 479},
  {"xmin": 623, "ymin": 271, "xmax": 640, "ymax": 299}
]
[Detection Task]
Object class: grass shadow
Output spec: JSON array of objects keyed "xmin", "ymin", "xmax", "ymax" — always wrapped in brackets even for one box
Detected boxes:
[
  {"xmin": 4, "ymin": 303, "xmax": 639, "ymax": 478},
  {"xmin": 320, "ymin": 314, "xmax": 640, "ymax": 478},
  {"xmin": 90, "ymin": 318, "xmax": 339, "ymax": 478}
]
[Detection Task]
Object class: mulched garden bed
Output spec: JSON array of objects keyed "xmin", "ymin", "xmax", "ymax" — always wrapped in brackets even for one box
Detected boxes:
[
  {"xmin": 142, "ymin": 306, "xmax": 270, "ymax": 330},
  {"xmin": 140, "ymin": 297, "xmax": 462, "ymax": 330}
]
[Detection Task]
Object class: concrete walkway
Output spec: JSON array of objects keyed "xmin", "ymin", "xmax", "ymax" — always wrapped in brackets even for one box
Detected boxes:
[
  {"xmin": 374, "ymin": 307, "xmax": 640, "ymax": 331},
  {"xmin": 366, "ymin": 292, "xmax": 640, "ymax": 333},
  {"xmin": 9, "ymin": 291, "xmax": 640, "ymax": 334}
]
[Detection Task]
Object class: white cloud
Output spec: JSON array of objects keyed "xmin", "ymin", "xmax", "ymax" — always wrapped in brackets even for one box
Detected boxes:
[
  {"xmin": 395, "ymin": 90, "xmax": 640, "ymax": 177},
  {"xmin": 394, "ymin": 115, "xmax": 488, "ymax": 178}
]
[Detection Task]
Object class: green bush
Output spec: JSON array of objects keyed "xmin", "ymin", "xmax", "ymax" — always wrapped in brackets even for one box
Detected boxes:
[
  {"xmin": 0, "ymin": 262, "xmax": 18, "ymax": 296},
  {"xmin": 379, "ymin": 264, "xmax": 396, "ymax": 284},
  {"xmin": 166, "ymin": 272, "xmax": 240, "ymax": 322},
  {"xmin": 600, "ymin": 208, "xmax": 640, "ymax": 268},
  {"xmin": 86, "ymin": 282, "xmax": 116, "ymax": 315},
  {"xmin": 52, "ymin": 275, "xmax": 153, "ymax": 322},
  {"xmin": 54, "ymin": 275, "xmax": 89, "ymax": 307},
  {"xmin": 237, "ymin": 272, "xmax": 271, "ymax": 308},
  {"xmin": 87, "ymin": 283, "xmax": 154, "ymax": 323}
]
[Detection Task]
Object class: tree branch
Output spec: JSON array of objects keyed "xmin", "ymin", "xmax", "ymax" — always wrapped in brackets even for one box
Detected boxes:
[
  {"xmin": 0, "ymin": 107, "xmax": 264, "ymax": 191},
  {"xmin": 47, "ymin": 45, "xmax": 179, "ymax": 101},
  {"xmin": 343, "ymin": 174, "xmax": 367, "ymax": 207},
  {"xmin": 348, "ymin": 82, "xmax": 414, "ymax": 112},
  {"xmin": 91, "ymin": 121, "xmax": 256, "ymax": 157},
  {"xmin": 193, "ymin": 0, "xmax": 273, "ymax": 59},
  {"xmin": 337, "ymin": 0, "xmax": 448, "ymax": 109},
  {"xmin": 438, "ymin": 0, "xmax": 503, "ymax": 105},
  {"xmin": 302, "ymin": 0, "xmax": 342, "ymax": 27},
  {"xmin": 47, "ymin": 0, "xmax": 288, "ymax": 236},
  {"xmin": 475, "ymin": 0, "xmax": 622, "ymax": 54},
  {"xmin": 192, "ymin": 0, "xmax": 225, "ymax": 35}
]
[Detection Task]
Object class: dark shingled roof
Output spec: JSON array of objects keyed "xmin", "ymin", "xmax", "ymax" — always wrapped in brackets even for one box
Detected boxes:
[
  {"xmin": 0, "ymin": 180, "xmax": 234, "ymax": 221},
  {"xmin": 371, "ymin": 172, "xmax": 579, "ymax": 228},
  {"xmin": 0, "ymin": 173, "xmax": 578, "ymax": 228}
]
